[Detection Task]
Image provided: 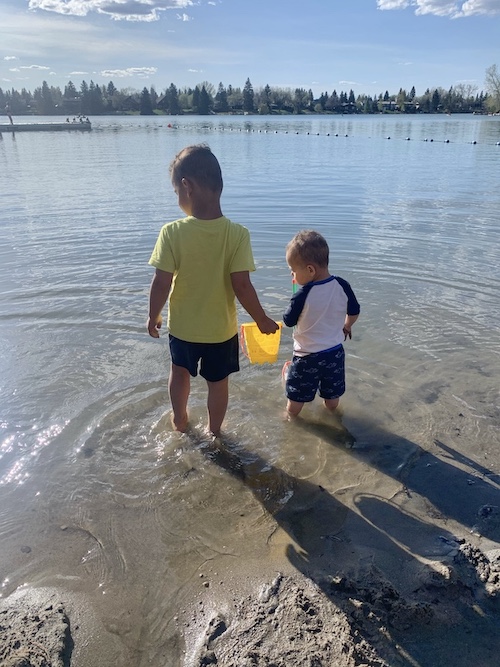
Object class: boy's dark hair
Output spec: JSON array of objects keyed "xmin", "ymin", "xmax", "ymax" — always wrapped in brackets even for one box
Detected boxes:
[
  {"xmin": 170, "ymin": 144, "xmax": 223, "ymax": 192},
  {"xmin": 286, "ymin": 230, "xmax": 329, "ymax": 267}
]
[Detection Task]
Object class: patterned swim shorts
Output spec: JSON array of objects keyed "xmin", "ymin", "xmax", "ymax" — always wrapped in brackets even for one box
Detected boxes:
[{"xmin": 285, "ymin": 345, "xmax": 345, "ymax": 403}]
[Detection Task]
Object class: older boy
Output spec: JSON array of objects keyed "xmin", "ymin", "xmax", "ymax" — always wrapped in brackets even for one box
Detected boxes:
[
  {"xmin": 147, "ymin": 144, "xmax": 278, "ymax": 436},
  {"xmin": 283, "ymin": 230, "xmax": 360, "ymax": 417}
]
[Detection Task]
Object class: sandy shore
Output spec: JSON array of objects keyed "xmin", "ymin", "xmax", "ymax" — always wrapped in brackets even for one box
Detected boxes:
[{"xmin": 2, "ymin": 415, "xmax": 500, "ymax": 667}]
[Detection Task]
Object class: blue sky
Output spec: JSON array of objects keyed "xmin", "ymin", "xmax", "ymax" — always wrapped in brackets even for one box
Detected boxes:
[{"xmin": 1, "ymin": 0, "xmax": 499, "ymax": 98}]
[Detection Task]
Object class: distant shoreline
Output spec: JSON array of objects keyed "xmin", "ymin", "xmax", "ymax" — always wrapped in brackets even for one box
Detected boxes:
[{"xmin": 4, "ymin": 109, "xmax": 497, "ymax": 118}]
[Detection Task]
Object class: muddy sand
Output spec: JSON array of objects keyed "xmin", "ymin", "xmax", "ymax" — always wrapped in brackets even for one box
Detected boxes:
[{"xmin": 2, "ymin": 417, "xmax": 500, "ymax": 667}]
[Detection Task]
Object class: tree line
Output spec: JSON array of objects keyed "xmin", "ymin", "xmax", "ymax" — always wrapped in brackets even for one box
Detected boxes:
[{"xmin": 2, "ymin": 66, "xmax": 499, "ymax": 118}]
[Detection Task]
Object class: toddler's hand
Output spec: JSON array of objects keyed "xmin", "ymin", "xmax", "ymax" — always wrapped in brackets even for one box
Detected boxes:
[{"xmin": 343, "ymin": 326, "xmax": 352, "ymax": 341}]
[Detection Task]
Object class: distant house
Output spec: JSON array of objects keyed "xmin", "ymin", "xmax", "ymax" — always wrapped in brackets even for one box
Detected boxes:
[
  {"xmin": 403, "ymin": 102, "xmax": 419, "ymax": 113},
  {"xmin": 341, "ymin": 102, "xmax": 358, "ymax": 114},
  {"xmin": 157, "ymin": 95, "xmax": 169, "ymax": 112},
  {"xmin": 122, "ymin": 95, "xmax": 140, "ymax": 112},
  {"xmin": 381, "ymin": 100, "xmax": 399, "ymax": 112}
]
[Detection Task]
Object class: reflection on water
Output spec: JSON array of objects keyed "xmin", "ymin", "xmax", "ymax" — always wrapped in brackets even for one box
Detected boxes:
[{"xmin": 0, "ymin": 114, "xmax": 499, "ymax": 660}]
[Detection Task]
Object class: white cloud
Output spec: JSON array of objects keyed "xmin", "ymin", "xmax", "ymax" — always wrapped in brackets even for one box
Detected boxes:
[
  {"xmin": 20, "ymin": 64, "xmax": 51, "ymax": 70},
  {"xmin": 28, "ymin": 0, "xmax": 195, "ymax": 22},
  {"xmin": 4, "ymin": 56, "xmax": 18, "ymax": 61},
  {"xmin": 458, "ymin": 0, "xmax": 500, "ymax": 15},
  {"xmin": 99, "ymin": 66, "xmax": 158, "ymax": 78},
  {"xmin": 377, "ymin": 0, "xmax": 500, "ymax": 16},
  {"xmin": 177, "ymin": 12, "xmax": 191, "ymax": 20},
  {"xmin": 377, "ymin": 0, "xmax": 409, "ymax": 7}
]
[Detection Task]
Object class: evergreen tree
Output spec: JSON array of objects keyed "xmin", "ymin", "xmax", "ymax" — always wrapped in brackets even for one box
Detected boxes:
[
  {"xmin": 243, "ymin": 78, "xmax": 254, "ymax": 112},
  {"xmin": 88, "ymin": 81, "xmax": 105, "ymax": 114},
  {"xmin": 318, "ymin": 92, "xmax": 327, "ymax": 111},
  {"xmin": 39, "ymin": 80, "xmax": 55, "ymax": 114},
  {"xmin": 263, "ymin": 84, "xmax": 271, "ymax": 105},
  {"xmin": 431, "ymin": 89, "xmax": 440, "ymax": 112},
  {"xmin": 256, "ymin": 84, "xmax": 271, "ymax": 114},
  {"xmin": 149, "ymin": 86, "xmax": 158, "ymax": 110},
  {"xmin": 169, "ymin": 83, "xmax": 181, "ymax": 114},
  {"xmin": 198, "ymin": 85, "xmax": 211, "ymax": 114},
  {"xmin": 104, "ymin": 81, "xmax": 119, "ymax": 112},
  {"xmin": 64, "ymin": 81, "xmax": 77, "ymax": 99},
  {"xmin": 80, "ymin": 80, "xmax": 90, "ymax": 114},
  {"xmin": 215, "ymin": 82, "xmax": 229, "ymax": 112},
  {"xmin": 192, "ymin": 86, "xmax": 200, "ymax": 113},
  {"xmin": 140, "ymin": 87, "xmax": 154, "ymax": 115}
]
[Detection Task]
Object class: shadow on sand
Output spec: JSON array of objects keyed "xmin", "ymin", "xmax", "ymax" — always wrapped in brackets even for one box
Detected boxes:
[{"xmin": 194, "ymin": 413, "xmax": 500, "ymax": 667}]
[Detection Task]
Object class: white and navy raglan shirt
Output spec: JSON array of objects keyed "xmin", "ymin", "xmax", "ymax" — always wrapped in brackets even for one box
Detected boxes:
[{"xmin": 283, "ymin": 276, "xmax": 360, "ymax": 357}]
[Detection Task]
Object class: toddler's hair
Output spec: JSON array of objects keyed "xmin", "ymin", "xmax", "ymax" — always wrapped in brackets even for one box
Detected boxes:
[
  {"xmin": 286, "ymin": 230, "xmax": 329, "ymax": 267},
  {"xmin": 170, "ymin": 144, "xmax": 223, "ymax": 192}
]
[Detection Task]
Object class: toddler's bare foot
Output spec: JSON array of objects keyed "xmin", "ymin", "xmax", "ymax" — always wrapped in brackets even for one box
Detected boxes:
[
  {"xmin": 323, "ymin": 398, "xmax": 339, "ymax": 412},
  {"xmin": 284, "ymin": 409, "xmax": 300, "ymax": 422}
]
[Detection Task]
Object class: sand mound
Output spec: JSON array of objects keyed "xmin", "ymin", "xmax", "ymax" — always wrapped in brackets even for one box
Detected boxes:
[
  {"xmin": 193, "ymin": 572, "xmax": 424, "ymax": 667},
  {"xmin": 0, "ymin": 591, "xmax": 72, "ymax": 667}
]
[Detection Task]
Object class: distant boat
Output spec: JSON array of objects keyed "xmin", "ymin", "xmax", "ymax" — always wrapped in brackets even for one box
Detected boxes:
[{"xmin": 0, "ymin": 121, "xmax": 92, "ymax": 133}]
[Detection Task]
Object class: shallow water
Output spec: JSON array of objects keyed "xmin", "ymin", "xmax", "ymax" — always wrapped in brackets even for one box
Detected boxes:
[{"xmin": 1, "ymin": 114, "xmax": 500, "ymax": 662}]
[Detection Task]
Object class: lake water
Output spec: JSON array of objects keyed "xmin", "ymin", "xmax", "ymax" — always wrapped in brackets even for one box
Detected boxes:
[{"xmin": 1, "ymin": 114, "xmax": 500, "ymax": 664}]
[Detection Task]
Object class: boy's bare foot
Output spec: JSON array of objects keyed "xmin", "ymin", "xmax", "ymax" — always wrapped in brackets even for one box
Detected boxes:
[
  {"xmin": 171, "ymin": 413, "xmax": 188, "ymax": 433},
  {"xmin": 207, "ymin": 425, "xmax": 222, "ymax": 439}
]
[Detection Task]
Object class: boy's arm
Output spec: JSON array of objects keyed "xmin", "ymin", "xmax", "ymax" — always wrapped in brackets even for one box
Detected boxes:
[
  {"xmin": 147, "ymin": 268, "xmax": 173, "ymax": 338},
  {"xmin": 230, "ymin": 271, "xmax": 279, "ymax": 334}
]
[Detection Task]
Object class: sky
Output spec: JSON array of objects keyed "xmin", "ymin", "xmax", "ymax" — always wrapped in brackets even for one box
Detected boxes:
[{"xmin": 1, "ymin": 0, "xmax": 499, "ymax": 98}]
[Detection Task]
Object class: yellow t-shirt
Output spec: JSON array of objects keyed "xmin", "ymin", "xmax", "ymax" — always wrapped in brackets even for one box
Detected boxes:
[{"xmin": 149, "ymin": 215, "xmax": 256, "ymax": 343}]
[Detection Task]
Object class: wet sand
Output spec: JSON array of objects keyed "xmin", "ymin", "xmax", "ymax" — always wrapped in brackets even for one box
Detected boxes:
[{"xmin": 2, "ymin": 402, "xmax": 500, "ymax": 667}]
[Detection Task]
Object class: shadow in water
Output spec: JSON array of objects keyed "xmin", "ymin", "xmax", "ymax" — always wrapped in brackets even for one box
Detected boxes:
[{"xmin": 193, "ymin": 420, "xmax": 500, "ymax": 667}]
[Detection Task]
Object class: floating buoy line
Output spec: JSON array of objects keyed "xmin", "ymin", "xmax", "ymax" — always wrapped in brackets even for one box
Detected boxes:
[{"xmin": 163, "ymin": 122, "xmax": 500, "ymax": 146}]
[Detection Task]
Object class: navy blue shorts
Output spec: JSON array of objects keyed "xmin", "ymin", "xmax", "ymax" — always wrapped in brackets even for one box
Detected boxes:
[
  {"xmin": 169, "ymin": 334, "xmax": 239, "ymax": 383},
  {"xmin": 285, "ymin": 345, "xmax": 345, "ymax": 403}
]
